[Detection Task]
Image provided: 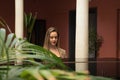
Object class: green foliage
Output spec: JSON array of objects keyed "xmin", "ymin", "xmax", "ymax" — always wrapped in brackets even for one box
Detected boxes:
[
  {"xmin": 0, "ymin": 18, "xmax": 113, "ymax": 80},
  {"xmin": 20, "ymin": 68, "xmax": 90, "ymax": 80},
  {"xmin": 24, "ymin": 12, "xmax": 37, "ymax": 42},
  {"xmin": 89, "ymin": 28, "xmax": 103, "ymax": 57},
  {"xmin": 0, "ymin": 28, "xmax": 68, "ymax": 80},
  {"xmin": 0, "ymin": 17, "xmax": 12, "ymax": 33}
]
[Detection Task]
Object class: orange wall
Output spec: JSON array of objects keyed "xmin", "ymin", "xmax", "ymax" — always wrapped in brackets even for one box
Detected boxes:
[
  {"xmin": 24, "ymin": 0, "xmax": 76, "ymax": 55},
  {"xmin": 25, "ymin": 0, "xmax": 120, "ymax": 58},
  {"xmin": 1, "ymin": 0, "xmax": 120, "ymax": 58},
  {"xmin": 0, "ymin": 0, "xmax": 15, "ymax": 33},
  {"xmin": 90, "ymin": 0, "xmax": 120, "ymax": 58},
  {"xmin": 45, "ymin": 0, "xmax": 76, "ymax": 55}
]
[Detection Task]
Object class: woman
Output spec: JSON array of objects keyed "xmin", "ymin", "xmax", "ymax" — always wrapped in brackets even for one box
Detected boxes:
[{"xmin": 43, "ymin": 27, "xmax": 67, "ymax": 58}]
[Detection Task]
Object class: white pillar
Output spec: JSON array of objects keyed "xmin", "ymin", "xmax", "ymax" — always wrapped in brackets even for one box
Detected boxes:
[
  {"xmin": 15, "ymin": 0, "xmax": 24, "ymax": 38},
  {"xmin": 15, "ymin": 0, "xmax": 24, "ymax": 65},
  {"xmin": 75, "ymin": 0, "xmax": 89, "ymax": 71}
]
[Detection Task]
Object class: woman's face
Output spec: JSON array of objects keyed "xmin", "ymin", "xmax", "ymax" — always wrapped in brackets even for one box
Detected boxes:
[{"xmin": 49, "ymin": 31, "xmax": 58, "ymax": 46}]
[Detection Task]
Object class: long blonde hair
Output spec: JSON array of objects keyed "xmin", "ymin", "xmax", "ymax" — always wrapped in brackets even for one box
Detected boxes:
[{"xmin": 43, "ymin": 27, "xmax": 60, "ymax": 50}]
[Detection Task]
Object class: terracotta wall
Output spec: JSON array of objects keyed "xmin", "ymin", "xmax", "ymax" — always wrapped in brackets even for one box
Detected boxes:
[
  {"xmin": 25, "ymin": 0, "xmax": 120, "ymax": 58},
  {"xmin": 1, "ymin": 0, "xmax": 120, "ymax": 59},
  {"xmin": 0, "ymin": 0, "xmax": 15, "ymax": 33},
  {"xmin": 0, "ymin": 0, "xmax": 120, "ymax": 77},
  {"xmin": 24, "ymin": 0, "xmax": 76, "ymax": 55},
  {"xmin": 90, "ymin": 0, "xmax": 120, "ymax": 77},
  {"xmin": 90, "ymin": 0, "xmax": 120, "ymax": 58}
]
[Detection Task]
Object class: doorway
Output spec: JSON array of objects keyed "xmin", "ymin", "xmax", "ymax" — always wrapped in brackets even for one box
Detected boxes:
[
  {"xmin": 31, "ymin": 19, "xmax": 46, "ymax": 46},
  {"xmin": 69, "ymin": 8, "xmax": 97, "ymax": 73}
]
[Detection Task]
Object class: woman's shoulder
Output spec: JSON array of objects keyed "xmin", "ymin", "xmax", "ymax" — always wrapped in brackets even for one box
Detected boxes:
[
  {"xmin": 58, "ymin": 48, "xmax": 66, "ymax": 53},
  {"xmin": 58, "ymin": 48, "xmax": 67, "ymax": 58}
]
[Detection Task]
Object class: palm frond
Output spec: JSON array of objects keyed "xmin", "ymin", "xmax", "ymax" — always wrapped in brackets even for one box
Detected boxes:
[
  {"xmin": 0, "ymin": 17, "xmax": 12, "ymax": 33},
  {"xmin": 24, "ymin": 12, "xmax": 37, "ymax": 42},
  {"xmin": 5, "ymin": 33, "xmax": 14, "ymax": 48},
  {"xmin": 0, "ymin": 28, "xmax": 6, "ymax": 58}
]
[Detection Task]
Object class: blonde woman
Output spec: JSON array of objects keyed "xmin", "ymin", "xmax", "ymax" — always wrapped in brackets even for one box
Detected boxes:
[{"xmin": 43, "ymin": 27, "xmax": 67, "ymax": 58}]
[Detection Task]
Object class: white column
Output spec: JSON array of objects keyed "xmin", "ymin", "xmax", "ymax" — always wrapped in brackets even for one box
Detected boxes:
[
  {"xmin": 75, "ymin": 0, "xmax": 89, "ymax": 71},
  {"xmin": 15, "ymin": 0, "xmax": 24, "ymax": 38},
  {"xmin": 15, "ymin": 0, "xmax": 24, "ymax": 65}
]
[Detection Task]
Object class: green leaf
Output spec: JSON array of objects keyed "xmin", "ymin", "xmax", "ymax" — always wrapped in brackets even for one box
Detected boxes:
[
  {"xmin": 20, "ymin": 67, "xmax": 44, "ymax": 80},
  {"xmin": 0, "ymin": 28, "xmax": 6, "ymax": 58},
  {"xmin": 24, "ymin": 13, "xmax": 27, "ymax": 28},
  {"xmin": 0, "ymin": 28, "xmax": 6, "ymax": 42},
  {"xmin": 27, "ymin": 13, "xmax": 32, "ymax": 27},
  {"xmin": 39, "ymin": 70, "xmax": 56, "ymax": 80},
  {"xmin": 5, "ymin": 33, "xmax": 14, "ymax": 48},
  {"xmin": 10, "ymin": 38, "xmax": 18, "ymax": 48},
  {"xmin": 0, "ymin": 17, "xmax": 7, "ymax": 27}
]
